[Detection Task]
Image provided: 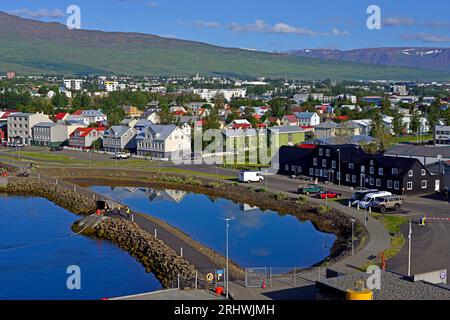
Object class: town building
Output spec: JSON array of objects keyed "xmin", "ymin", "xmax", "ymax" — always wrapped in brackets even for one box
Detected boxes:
[
  {"xmin": 268, "ymin": 126, "xmax": 305, "ymax": 147},
  {"xmin": 296, "ymin": 112, "xmax": 321, "ymax": 127},
  {"xmin": 122, "ymin": 106, "xmax": 143, "ymax": 118},
  {"xmin": 7, "ymin": 113, "xmax": 51, "ymax": 145},
  {"xmin": 192, "ymin": 88, "xmax": 246, "ymax": 102},
  {"xmin": 31, "ymin": 122, "xmax": 74, "ymax": 147},
  {"xmin": 6, "ymin": 72, "xmax": 16, "ymax": 80},
  {"xmin": 385, "ymin": 144, "xmax": 450, "ymax": 166},
  {"xmin": 72, "ymin": 110, "xmax": 107, "ymax": 125},
  {"xmin": 136, "ymin": 124, "xmax": 191, "ymax": 160},
  {"xmin": 69, "ymin": 127, "xmax": 105, "ymax": 150},
  {"xmin": 278, "ymin": 144, "xmax": 441, "ymax": 195},
  {"xmin": 63, "ymin": 79, "xmax": 83, "ymax": 91},
  {"xmin": 281, "ymin": 115, "xmax": 300, "ymax": 127},
  {"xmin": 103, "ymin": 126, "xmax": 139, "ymax": 153},
  {"xmin": 435, "ymin": 125, "xmax": 450, "ymax": 146},
  {"xmin": 99, "ymin": 81, "xmax": 119, "ymax": 92}
]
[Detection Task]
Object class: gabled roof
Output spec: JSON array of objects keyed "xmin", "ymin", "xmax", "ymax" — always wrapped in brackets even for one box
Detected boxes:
[
  {"xmin": 105, "ymin": 126, "xmax": 135, "ymax": 138},
  {"xmin": 316, "ymin": 121, "xmax": 338, "ymax": 129},
  {"xmin": 283, "ymin": 115, "xmax": 298, "ymax": 123},
  {"xmin": 296, "ymin": 112, "xmax": 317, "ymax": 119},
  {"xmin": 143, "ymin": 124, "xmax": 178, "ymax": 141},
  {"xmin": 269, "ymin": 126, "xmax": 305, "ymax": 133},
  {"xmin": 70, "ymin": 127, "xmax": 105, "ymax": 138},
  {"xmin": 54, "ymin": 112, "xmax": 68, "ymax": 121}
]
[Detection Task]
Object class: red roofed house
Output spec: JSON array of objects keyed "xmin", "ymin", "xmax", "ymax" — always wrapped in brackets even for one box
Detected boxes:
[
  {"xmin": 69, "ymin": 127, "xmax": 105, "ymax": 150},
  {"xmin": 54, "ymin": 112, "xmax": 69, "ymax": 121},
  {"xmin": 229, "ymin": 119, "xmax": 252, "ymax": 130},
  {"xmin": 282, "ymin": 115, "xmax": 300, "ymax": 127}
]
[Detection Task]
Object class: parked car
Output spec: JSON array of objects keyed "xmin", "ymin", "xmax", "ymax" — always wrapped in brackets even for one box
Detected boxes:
[
  {"xmin": 355, "ymin": 191, "xmax": 393, "ymax": 209},
  {"xmin": 239, "ymin": 171, "xmax": 264, "ymax": 183},
  {"xmin": 50, "ymin": 147, "xmax": 63, "ymax": 152},
  {"xmin": 290, "ymin": 174, "xmax": 314, "ymax": 182},
  {"xmin": 351, "ymin": 189, "xmax": 379, "ymax": 205},
  {"xmin": 298, "ymin": 184, "xmax": 325, "ymax": 195},
  {"xmin": 371, "ymin": 196, "xmax": 403, "ymax": 213},
  {"xmin": 115, "ymin": 152, "xmax": 130, "ymax": 160},
  {"xmin": 317, "ymin": 191, "xmax": 342, "ymax": 199}
]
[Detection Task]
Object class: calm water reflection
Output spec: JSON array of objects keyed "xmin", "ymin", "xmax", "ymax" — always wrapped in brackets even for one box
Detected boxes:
[
  {"xmin": 91, "ymin": 186, "xmax": 336, "ymax": 268},
  {"xmin": 0, "ymin": 195, "xmax": 161, "ymax": 300}
]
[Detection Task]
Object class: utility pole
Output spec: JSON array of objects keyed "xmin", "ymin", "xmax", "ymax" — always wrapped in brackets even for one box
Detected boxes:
[
  {"xmin": 338, "ymin": 148, "xmax": 341, "ymax": 186},
  {"xmin": 408, "ymin": 220, "xmax": 412, "ymax": 277}
]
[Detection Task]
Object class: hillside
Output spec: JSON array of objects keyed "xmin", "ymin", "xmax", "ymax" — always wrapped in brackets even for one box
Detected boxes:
[
  {"xmin": 289, "ymin": 48, "xmax": 450, "ymax": 73},
  {"xmin": 1, "ymin": 12, "xmax": 449, "ymax": 81}
]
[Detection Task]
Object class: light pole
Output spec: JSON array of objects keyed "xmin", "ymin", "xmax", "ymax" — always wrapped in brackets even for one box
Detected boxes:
[
  {"xmin": 337, "ymin": 148, "xmax": 341, "ymax": 186},
  {"xmin": 350, "ymin": 218, "xmax": 356, "ymax": 256},
  {"xmin": 221, "ymin": 216, "xmax": 235, "ymax": 300}
]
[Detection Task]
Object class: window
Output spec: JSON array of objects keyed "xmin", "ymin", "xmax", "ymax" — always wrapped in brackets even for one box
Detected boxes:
[
  {"xmin": 288, "ymin": 133, "xmax": 293, "ymax": 143},
  {"xmin": 319, "ymin": 148, "xmax": 323, "ymax": 156},
  {"xmin": 392, "ymin": 168, "xmax": 399, "ymax": 175},
  {"xmin": 369, "ymin": 178, "xmax": 375, "ymax": 186},
  {"xmin": 408, "ymin": 170, "xmax": 413, "ymax": 177},
  {"xmin": 394, "ymin": 181, "xmax": 400, "ymax": 190},
  {"xmin": 322, "ymin": 159, "xmax": 327, "ymax": 168},
  {"xmin": 421, "ymin": 181, "xmax": 427, "ymax": 189},
  {"xmin": 387, "ymin": 180, "xmax": 393, "ymax": 189},
  {"xmin": 326, "ymin": 149, "xmax": 330, "ymax": 157},
  {"xmin": 361, "ymin": 165, "xmax": 366, "ymax": 173},
  {"xmin": 332, "ymin": 160, "xmax": 336, "ymax": 169},
  {"xmin": 370, "ymin": 167, "xmax": 375, "ymax": 174},
  {"xmin": 352, "ymin": 175, "xmax": 357, "ymax": 183},
  {"xmin": 349, "ymin": 163, "xmax": 354, "ymax": 170},
  {"xmin": 309, "ymin": 168, "xmax": 314, "ymax": 176},
  {"xmin": 376, "ymin": 179, "xmax": 382, "ymax": 187},
  {"xmin": 313, "ymin": 158, "xmax": 318, "ymax": 166},
  {"xmin": 370, "ymin": 160, "xmax": 374, "ymax": 166},
  {"xmin": 378, "ymin": 168, "xmax": 384, "ymax": 176},
  {"xmin": 407, "ymin": 182, "xmax": 413, "ymax": 190},
  {"xmin": 346, "ymin": 174, "xmax": 350, "ymax": 182},
  {"xmin": 421, "ymin": 169, "xmax": 426, "ymax": 176},
  {"xmin": 315, "ymin": 169, "xmax": 320, "ymax": 176}
]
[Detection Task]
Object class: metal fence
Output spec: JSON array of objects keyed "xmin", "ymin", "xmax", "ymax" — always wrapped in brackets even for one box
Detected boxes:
[{"xmin": 244, "ymin": 267, "xmax": 325, "ymax": 289}]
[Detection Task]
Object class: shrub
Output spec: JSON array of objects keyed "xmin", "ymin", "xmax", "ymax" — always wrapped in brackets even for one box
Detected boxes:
[
  {"xmin": 274, "ymin": 192, "xmax": 287, "ymax": 201},
  {"xmin": 297, "ymin": 195, "xmax": 309, "ymax": 205},
  {"xmin": 317, "ymin": 205, "xmax": 331, "ymax": 214}
]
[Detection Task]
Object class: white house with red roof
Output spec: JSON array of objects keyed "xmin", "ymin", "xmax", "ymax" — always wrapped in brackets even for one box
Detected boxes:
[
  {"xmin": 69, "ymin": 127, "xmax": 106, "ymax": 150},
  {"xmin": 228, "ymin": 119, "xmax": 252, "ymax": 130}
]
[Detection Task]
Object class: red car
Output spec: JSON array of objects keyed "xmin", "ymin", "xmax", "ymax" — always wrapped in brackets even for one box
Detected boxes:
[{"xmin": 317, "ymin": 191, "xmax": 342, "ymax": 199}]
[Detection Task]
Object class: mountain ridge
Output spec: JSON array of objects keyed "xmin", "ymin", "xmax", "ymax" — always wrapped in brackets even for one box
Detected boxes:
[
  {"xmin": 1, "ymin": 11, "xmax": 449, "ymax": 80},
  {"xmin": 288, "ymin": 47, "xmax": 450, "ymax": 73}
]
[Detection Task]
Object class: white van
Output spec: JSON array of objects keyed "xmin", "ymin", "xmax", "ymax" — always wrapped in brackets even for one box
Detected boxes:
[
  {"xmin": 356, "ymin": 191, "xmax": 392, "ymax": 209},
  {"xmin": 239, "ymin": 171, "xmax": 264, "ymax": 183}
]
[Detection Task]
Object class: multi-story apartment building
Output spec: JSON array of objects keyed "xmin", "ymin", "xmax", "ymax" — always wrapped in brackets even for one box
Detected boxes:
[
  {"xmin": 99, "ymin": 81, "xmax": 119, "ymax": 92},
  {"xmin": 278, "ymin": 144, "xmax": 441, "ymax": 195},
  {"xmin": 103, "ymin": 126, "xmax": 139, "ymax": 153},
  {"xmin": 136, "ymin": 124, "xmax": 191, "ymax": 160},
  {"xmin": 32, "ymin": 122, "xmax": 72, "ymax": 147},
  {"xmin": 7, "ymin": 113, "xmax": 51, "ymax": 145},
  {"xmin": 63, "ymin": 79, "xmax": 83, "ymax": 91}
]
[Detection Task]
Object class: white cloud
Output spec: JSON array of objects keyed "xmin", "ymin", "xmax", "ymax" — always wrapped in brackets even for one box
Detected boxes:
[
  {"xmin": 8, "ymin": 8, "xmax": 65, "ymax": 19},
  {"xmin": 192, "ymin": 20, "xmax": 221, "ymax": 28},
  {"xmin": 383, "ymin": 16, "xmax": 416, "ymax": 27},
  {"xmin": 401, "ymin": 32, "xmax": 450, "ymax": 43},
  {"xmin": 228, "ymin": 20, "xmax": 349, "ymax": 37},
  {"xmin": 147, "ymin": 1, "xmax": 159, "ymax": 7}
]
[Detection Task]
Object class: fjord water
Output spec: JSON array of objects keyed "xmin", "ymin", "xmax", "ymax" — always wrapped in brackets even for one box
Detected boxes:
[
  {"xmin": 91, "ymin": 187, "xmax": 336, "ymax": 268},
  {"xmin": 0, "ymin": 195, "xmax": 161, "ymax": 300}
]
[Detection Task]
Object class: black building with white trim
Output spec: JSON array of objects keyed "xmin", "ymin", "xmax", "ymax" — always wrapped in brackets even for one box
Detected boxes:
[{"xmin": 278, "ymin": 145, "xmax": 442, "ymax": 195}]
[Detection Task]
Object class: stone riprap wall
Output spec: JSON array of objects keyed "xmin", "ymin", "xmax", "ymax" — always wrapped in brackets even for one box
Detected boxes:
[
  {"xmin": 73, "ymin": 216, "xmax": 197, "ymax": 288},
  {"xmin": 2, "ymin": 177, "xmax": 96, "ymax": 215}
]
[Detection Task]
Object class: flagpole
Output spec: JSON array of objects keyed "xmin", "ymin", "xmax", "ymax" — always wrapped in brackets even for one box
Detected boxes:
[{"xmin": 408, "ymin": 220, "xmax": 412, "ymax": 277}]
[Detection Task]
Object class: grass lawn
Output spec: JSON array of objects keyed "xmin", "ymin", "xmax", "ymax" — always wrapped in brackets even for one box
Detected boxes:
[
  {"xmin": 371, "ymin": 213, "xmax": 408, "ymax": 260},
  {"xmin": 393, "ymin": 134, "xmax": 433, "ymax": 144}
]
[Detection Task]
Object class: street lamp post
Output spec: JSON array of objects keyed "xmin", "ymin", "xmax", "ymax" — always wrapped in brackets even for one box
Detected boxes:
[
  {"xmin": 221, "ymin": 217, "xmax": 235, "ymax": 300},
  {"xmin": 351, "ymin": 218, "xmax": 356, "ymax": 256}
]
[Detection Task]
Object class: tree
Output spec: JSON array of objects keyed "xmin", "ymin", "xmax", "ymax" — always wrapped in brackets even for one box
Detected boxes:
[
  {"xmin": 51, "ymin": 92, "xmax": 68, "ymax": 109},
  {"xmin": 410, "ymin": 108, "xmax": 421, "ymax": 134},
  {"xmin": 392, "ymin": 111, "xmax": 405, "ymax": 137},
  {"xmin": 212, "ymin": 93, "xmax": 226, "ymax": 110},
  {"xmin": 370, "ymin": 110, "xmax": 391, "ymax": 152}
]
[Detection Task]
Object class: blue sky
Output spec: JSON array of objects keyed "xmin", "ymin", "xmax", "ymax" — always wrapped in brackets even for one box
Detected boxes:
[{"xmin": 2, "ymin": 0, "xmax": 449, "ymax": 51}]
